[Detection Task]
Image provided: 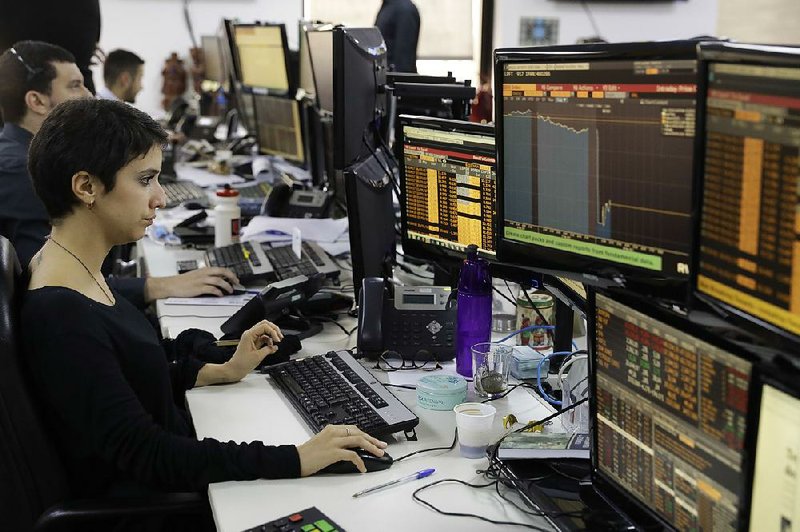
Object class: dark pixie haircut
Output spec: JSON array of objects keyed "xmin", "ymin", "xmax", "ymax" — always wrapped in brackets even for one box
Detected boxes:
[
  {"xmin": 103, "ymin": 49, "xmax": 144, "ymax": 86},
  {"xmin": 29, "ymin": 99, "xmax": 167, "ymax": 220},
  {"xmin": 0, "ymin": 41, "xmax": 76, "ymax": 124}
]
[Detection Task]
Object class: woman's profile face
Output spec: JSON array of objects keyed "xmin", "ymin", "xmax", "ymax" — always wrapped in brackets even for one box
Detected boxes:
[{"xmin": 93, "ymin": 145, "xmax": 166, "ymax": 244}]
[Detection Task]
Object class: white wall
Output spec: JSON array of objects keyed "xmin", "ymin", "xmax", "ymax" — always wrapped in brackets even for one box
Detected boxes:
[
  {"xmin": 494, "ymin": 0, "xmax": 718, "ymax": 49},
  {"xmin": 96, "ymin": 0, "xmax": 302, "ymax": 117},
  {"xmin": 717, "ymin": 0, "xmax": 800, "ymax": 45}
]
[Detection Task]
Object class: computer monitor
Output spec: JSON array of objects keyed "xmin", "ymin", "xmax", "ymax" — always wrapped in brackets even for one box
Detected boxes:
[
  {"xmin": 589, "ymin": 290, "xmax": 754, "ymax": 530},
  {"xmin": 398, "ymin": 116, "xmax": 496, "ymax": 263},
  {"xmin": 748, "ymin": 375, "xmax": 800, "ymax": 531},
  {"xmin": 298, "ymin": 22, "xmax": 317, "ymax": 100},
  {"xmin": 694, "ymin": 42, "xmax": 800, "ymax": 347},
  {"xmin": 200, "ymin": 35, "xmax": 225, "ymax": 86},
  {"xmin": 494, "ymin": 41, "xmax": 702, "ymax": 295},
  {"xmin": 307, "ymin": 29, "xmax": 334, "ymax": 114},
  {"xmin": 231, "ymin": 23, "xmax": 292, "ymax": 94},
  {"xmin": 253, "ymin": 94, "xmax": 305, "ymax": 165},
  {"xmin": 333, "ymin": 27, "xmax": 387, "ymax": 170}
]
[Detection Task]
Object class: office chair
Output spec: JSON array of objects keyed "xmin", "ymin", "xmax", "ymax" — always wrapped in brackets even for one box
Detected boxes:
[{"xmin": 0, "ymin": 236, "xmax": 208, "ymax": 531}]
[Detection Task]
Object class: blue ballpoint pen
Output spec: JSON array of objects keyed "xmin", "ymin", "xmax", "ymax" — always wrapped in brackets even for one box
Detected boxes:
[{"xmin": 352, "ymin": 469, "xmax": 436, "ymax": 498}]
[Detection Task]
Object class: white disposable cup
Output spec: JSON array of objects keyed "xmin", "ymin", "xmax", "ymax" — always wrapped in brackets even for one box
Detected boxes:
[{"xmin": 454, "ymin": 402, "xmax": 496, "ymax": 459}]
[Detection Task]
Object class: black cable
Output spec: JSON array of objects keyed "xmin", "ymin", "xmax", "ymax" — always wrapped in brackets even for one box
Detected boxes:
[
  {"xmin": 479, "ymin": 382, "xmax": 536, "ymax": 403},
  {"xmin": 580, "ymin": 0, "xmax": 602, "ymax": 38},
  {"xmin": 412, "ymin": 479, "xmax": 555, "ymax": 531},
  {"xmin": 308, "ymin": 315, "xmax": 353, "ymax": 336},
  {"xmin": 393, "ymin": 427, "xmax": 457, "ymax": 462},
  {"xmin": 182, "ymin": 0, "xmax": 198, "ymax": 50},
  {"xmin": 504, "ymin": 279, "xmax": 518, "ymax": 307},
  {"xmin": 492, "ymin": 284, "xmax": 517, "ymax": 307}
]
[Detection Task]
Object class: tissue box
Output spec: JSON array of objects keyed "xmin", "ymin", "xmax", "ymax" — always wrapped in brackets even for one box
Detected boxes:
[{"xmin": 510, "ymin": 347, "xmax": 549, "ymax": 380}]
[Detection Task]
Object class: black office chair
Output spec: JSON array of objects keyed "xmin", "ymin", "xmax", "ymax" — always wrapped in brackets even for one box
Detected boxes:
[{"xmin": 0, "ymin": 236, "xmax": 208, "ymax": 531}]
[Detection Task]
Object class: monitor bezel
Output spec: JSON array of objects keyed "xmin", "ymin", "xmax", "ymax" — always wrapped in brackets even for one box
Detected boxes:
[
  {"xmin": 397, "ymin": 114, "xmax": 496, "ymax": 264},
  {"xmin": 493, "ymin": 40, "xmax": 704, "ymax": 302},
  {"xmin": 230, "ymin": 22, "xmax": 294, "ymax": 96},
  {"xmin": 587, "ymin": 286, "xmax": 761, "ymax": 532},
  {"xmin": 691, "ymin": 41, "xmax": 800, "ymax": 351}
]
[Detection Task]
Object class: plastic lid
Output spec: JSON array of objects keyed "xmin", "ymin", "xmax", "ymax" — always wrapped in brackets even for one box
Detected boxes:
[
  {"xmin": 216, "ymin": 184, "xmax": 240, "ymax": 197},
  {"xmin": 417, "ymin": 374, "xmax": 467, "ymax": 396},
  {"xmin": 465, "ymin": 243, "xmax": 478, "ymax": 259}
]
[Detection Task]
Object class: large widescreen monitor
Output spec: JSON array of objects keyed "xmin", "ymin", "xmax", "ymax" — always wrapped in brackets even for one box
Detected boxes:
[
  {"xmin": 253, "ymin": 94, "xmax": 305, "ymax": 164},
  {"xmin": 495, "ymin": 41, "xmax": 701, "ymax": 296},
  {"xmin": 398, "ymin": 116, "xmax": 496, "ymax": 262},
  {"xmin": 590, "ymin": 290, "xmax": 754, "ymax": 530},
  {"xmin": 231, "ymin": 23, "xmax": 292, "ymax": 94},
  {"xmin": 694, "ymin": 42, "xmax": 800, "ymax": 347}
]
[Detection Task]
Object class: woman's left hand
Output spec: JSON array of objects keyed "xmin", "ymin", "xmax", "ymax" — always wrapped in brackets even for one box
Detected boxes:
[{"xmin": 224, "ymin": 320, "xmax": 284, "ymax": 381}]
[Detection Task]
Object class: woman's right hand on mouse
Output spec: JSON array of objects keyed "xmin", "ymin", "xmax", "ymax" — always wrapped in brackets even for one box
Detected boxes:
[{"xmin": 296, "ymin": 425, "xmax": 388, "ymax": 476}]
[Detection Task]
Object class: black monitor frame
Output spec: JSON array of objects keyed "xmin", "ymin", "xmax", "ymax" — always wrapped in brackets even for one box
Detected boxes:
[
  {"xmin": 691, "ymin": 41, "xmax": 800, "ymax": 352},
  {"xmin": 306, "ymin": 27, "xmax": 335, "ymax": 115},
  {"xmin": 587, "ymin": 287, "xmax": 761, "ymax": 532},
  {"xmin": 332, "ymin": 26, "xmax": 388, "ymax": 171},
  {"xmin": 397, "ymin": 115, "xmax": 496, "ymax": 264},
  {"xmin": 251, "ymin": 93, "xmax": 307, "ymax": 166},
  {"xmin": 230, "ymin": 22, "xmax": 294, "ymax": 96},
  {"xmin": 494, "ymin": 41, "xmax": 704, "ymax": 302}
]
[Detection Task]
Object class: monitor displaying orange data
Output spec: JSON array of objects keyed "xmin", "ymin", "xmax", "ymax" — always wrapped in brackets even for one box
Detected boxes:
[{"xmin": 696, "ymin": 55, "xmax": 800, "ymax": 339}]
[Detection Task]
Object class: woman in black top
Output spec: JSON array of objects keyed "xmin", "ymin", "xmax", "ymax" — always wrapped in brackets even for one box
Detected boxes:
[{"xmin": 22, "ymin": 98, "xmax": 387, "ymax": 498}]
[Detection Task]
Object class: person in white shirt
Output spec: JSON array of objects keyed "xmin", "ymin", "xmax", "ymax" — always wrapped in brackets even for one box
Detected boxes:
[{"xmin": 97, "ymin": 49, "xmax": 144, "ymax": 103}]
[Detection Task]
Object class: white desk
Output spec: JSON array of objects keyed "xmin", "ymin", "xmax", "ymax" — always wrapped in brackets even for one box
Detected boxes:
[
  {"xmin": 138, "ymin": 235, "xmax": 560, "ymax": 531},
  {"xmin": 187, "ymin": 366, "xmax": 557, "ymax": 532}
]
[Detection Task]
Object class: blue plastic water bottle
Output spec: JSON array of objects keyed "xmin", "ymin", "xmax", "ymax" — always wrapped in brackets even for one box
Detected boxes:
[{"xmin": 455, "ymin": 244, "xmax": 492, "ymax": 377}]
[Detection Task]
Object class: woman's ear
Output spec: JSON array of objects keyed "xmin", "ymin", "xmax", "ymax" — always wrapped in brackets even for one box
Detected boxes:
[{"xmin": 71, "ymin": 171, "xmax": 99, "ymax": 209}]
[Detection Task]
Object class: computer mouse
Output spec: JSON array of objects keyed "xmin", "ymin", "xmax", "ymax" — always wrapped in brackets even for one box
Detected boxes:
[
  {"xmin": 318, "ymin": 449, "xmax": 394, "ymax": 475},
  {"xmin": 184, "ymin": 201, "xmax": 206, "ymax": 210}
]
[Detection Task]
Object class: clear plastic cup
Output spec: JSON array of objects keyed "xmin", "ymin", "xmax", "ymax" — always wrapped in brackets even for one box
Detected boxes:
[
  {"xmin": 454, "ymin": 402, "xmax": 496, "ymax": 458},
  {"xmin": 472, "ymin": 342, "xmax": 513, "ymax": 398}
]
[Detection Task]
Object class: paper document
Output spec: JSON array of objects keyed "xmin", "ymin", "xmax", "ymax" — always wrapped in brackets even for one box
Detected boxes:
[
  {"xmin": 241, "ymin": 216, "xmax": 348, "ymax": 242},
  {"xmin": 174, "ymin": 163, "xmax": 246, "ymax": 187},
  {"xmin": 163, "ymin": 293, "xmax": 256, "ymax": 306}
]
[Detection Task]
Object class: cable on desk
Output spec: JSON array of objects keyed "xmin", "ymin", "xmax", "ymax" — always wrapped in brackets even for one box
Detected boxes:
[
  {"xmin": 479, "ymin": 382, "xmax": 537, "ymax": 404},
  {"xmin": 492, "ymin": 284, "xmax": 518, "ymax": 307},
  {"xmin": 504, "ymin": 279, "xmax": 518, "ymax": 307},
  {"xmin": 411, "ymin": 478, "xmax": 557, "ymax": 531},
  {"xmin": 393, "ymin": 427, "xmax": 458, "ymax": 462}
]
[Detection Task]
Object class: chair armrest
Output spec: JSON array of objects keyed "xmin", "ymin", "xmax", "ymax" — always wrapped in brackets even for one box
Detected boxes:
[{"xmin": 34, "ymin": 492, "xmax": 207, "ymax": 531}]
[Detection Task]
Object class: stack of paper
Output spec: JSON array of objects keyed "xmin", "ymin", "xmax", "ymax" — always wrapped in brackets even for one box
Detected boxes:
[{"xmin": 240, "ymin": 216, "xmax": 350, "ymax": 256}]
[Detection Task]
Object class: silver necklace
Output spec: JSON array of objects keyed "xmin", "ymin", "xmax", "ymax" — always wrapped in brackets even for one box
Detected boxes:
[{"xmin": 47, "ymin": 236, "xmax": 114, "ymax": 304}]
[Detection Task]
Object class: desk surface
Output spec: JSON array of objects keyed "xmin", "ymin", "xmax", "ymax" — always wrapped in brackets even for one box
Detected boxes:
[
  {"xmin": 139, "ymin": 233, "xmax": 561, "ymax": 532},
  {"xmin": 187, "ymin": 366, "xmax": 557, "ymax": 532}
]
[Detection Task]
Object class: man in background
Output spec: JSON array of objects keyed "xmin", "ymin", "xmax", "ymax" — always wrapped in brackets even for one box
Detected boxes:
[
  {"xmin": 375, "ymin": 0, "xmax": 420, "ymax": 73},
  {"xmin": 98, "ymin": 49, "xmax": 144, "ymax": 103},
  {"xmin": 0, "ymin": 41, "xmax": 240, "ymax": 302}
]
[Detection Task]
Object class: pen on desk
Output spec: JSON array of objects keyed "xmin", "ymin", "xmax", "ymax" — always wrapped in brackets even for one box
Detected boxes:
[
  {"xmin": 351, "ymin": 468, "xmax": 435, "ymax": 498},
  {"xmin": 213, "ymin": 339, "xmax": 239, "ymax": 347}
]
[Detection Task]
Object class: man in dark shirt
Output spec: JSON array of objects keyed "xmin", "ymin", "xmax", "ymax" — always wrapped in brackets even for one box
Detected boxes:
[
  {"xmin": 375, "ymin": 0, "xmax": 420, "ymax": 73},
  {"xmin": 0, "ymin": 41, "xmax": 240, "ymax": 304}
]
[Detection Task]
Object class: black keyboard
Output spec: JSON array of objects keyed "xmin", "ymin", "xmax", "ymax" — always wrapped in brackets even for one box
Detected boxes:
[
  {"xmin": 162, "ymin": 181, "xmax": 207, "ymax": 208},
  {"xmin": 205, "ymin": 240, "xmax": 264, "ymax": 282},
  {"xmin": 267, "ymin": 350, "xmax": 419, "ymax": 437},
  {"xmin": 204, "ymin": 241, "xmax": 340, "ymax": 284},
  {"xmin": 263, "ymin": 242, "xmax": 327, "ymax": 280}
]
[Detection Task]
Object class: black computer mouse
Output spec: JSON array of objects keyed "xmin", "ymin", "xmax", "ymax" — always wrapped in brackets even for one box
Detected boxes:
[
  {"xmin": 318, "ymin": 449, "xmax": 394, "ymax": 475},
  {"xmin": 184, "ymin": 201, "xmax": 206, "ymax": 210}
]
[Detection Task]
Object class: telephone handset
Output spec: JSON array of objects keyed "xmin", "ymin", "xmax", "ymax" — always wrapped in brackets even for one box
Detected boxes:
[
  {"xmin": 265, "ymin": 182, "xmax": 333, "ymax": 219},
  {"xmin": 357, "ymin": 277, "xmax": 457, "ymax": 362}
]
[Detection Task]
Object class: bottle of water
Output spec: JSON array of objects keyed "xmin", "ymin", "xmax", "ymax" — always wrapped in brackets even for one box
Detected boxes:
[
  {"xmin": 455, "ymin": 244, "xmax": 492, "ymax": 377},
  {"xmin": 214, "ymin": 185, "xmax": 241, "ymax": 248}
]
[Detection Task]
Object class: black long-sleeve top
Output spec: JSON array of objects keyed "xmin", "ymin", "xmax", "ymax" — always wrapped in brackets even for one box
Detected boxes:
[
  {"xmin": 21, "ymin": 286, "xmax": 300, "ymax": 497},
  {"xmin": 375, "ymin": 0, "xmax": 420, "ymax": 73}
]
